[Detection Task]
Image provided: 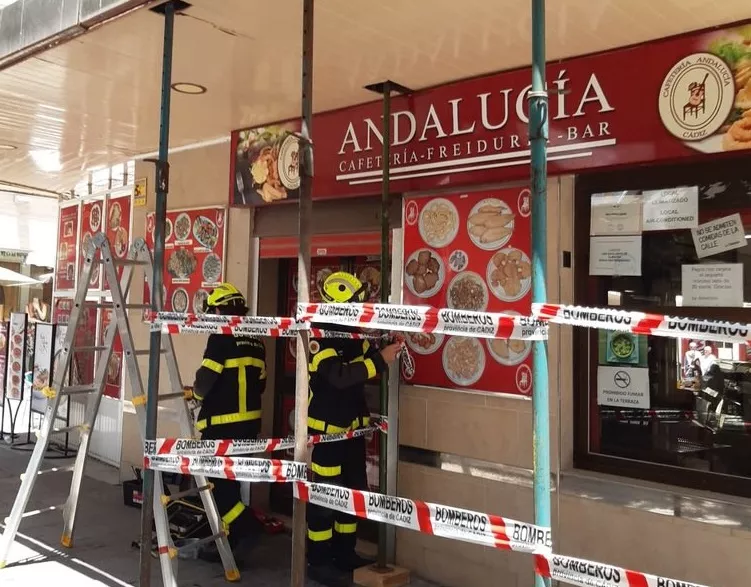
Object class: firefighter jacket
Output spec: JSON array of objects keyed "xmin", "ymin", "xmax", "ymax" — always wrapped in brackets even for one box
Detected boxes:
[
  {"xmin": 307, "ymin": 326, "xmax": 386, "ymax": 434},
  {"xmin": 193, "ymin": 334, "xmax": 266, "ymax": 432}
]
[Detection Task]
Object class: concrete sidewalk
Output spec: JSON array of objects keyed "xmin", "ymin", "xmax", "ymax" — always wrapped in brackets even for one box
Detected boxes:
[{"xmin": 0, "ymin": 445, "xmax": 437, "ymax": 586}]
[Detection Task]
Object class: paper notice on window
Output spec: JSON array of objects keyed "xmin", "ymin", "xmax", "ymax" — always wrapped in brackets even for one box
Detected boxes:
[
  {"xmin": 590, "ymin": 192, "xmax": 642, "ymax": 235},
  {"xmin": 682, "ymin": 264, "xmax": 743, "ymax": 307},
  {"xmin": 589, "ymin": 236, "xmax": 642, "ymax": 276},
  {"xmin": 597, "ymin": 365, "xmax": 650, "ymax": 409},
  {"xmin": 691, "ymin": 213, "xmax": 745, "ymax": 259},
  {"xmin": 642, "ymin": 186, "xmax": 698, "ymax": 231}
]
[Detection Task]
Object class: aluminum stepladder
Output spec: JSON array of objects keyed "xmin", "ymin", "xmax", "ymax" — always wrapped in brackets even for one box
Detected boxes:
[{"xmin": 0, "ymin": 233, "xmax": 240, "ymax": 585}]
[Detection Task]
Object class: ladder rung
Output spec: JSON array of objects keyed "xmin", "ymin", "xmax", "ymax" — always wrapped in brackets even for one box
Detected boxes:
[
  {"xmin": 73, "ymin": 346, "xmax": 108, "ymax": 352},
  {"xmin": 5, "ymin": 504, "xmax": 66, "ymax": 523},
  {"xmin": 158, "ymin": 391, "xmax": 190, "ymax": 401},
  {"xmin": 62, "ymin": 385, "xmax": 98, "ymax": 396},
  {"xmin": 160, "ymin": 483, "xmax": 213, "ymax": 505},
  {"xmin": 34, "ymin": 425, "xmax": 83, "ymax": 437},
  {"xmin": 21, "ymin": 466, "xmax": 75, "ymax": 480},
  {"xmin": 84, "ymin": 302, "xmax": 150, "ymax": 310},
  {"xmin": 108, "ymin": 259, "xmax": 148, "ymax": 266},
  {"xmin": 134, "ymin": 349, "xmax": 166, "ymax": 356},
  {"xmin": 175, "ymin": 532, "xmax": 225, "ymax": 557}
]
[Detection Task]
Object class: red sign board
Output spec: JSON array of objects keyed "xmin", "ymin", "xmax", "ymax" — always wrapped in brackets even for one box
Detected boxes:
[
  {"xmin": 56, "ymin": 203, "xmax": 79, "ymax": 290},
  {"xmin": 231, "ymin": 23, "xmax": 751, "ymax": 204},
  {"xmin": 79, "ymin": 199, "xmax": 105, "ymax": 291},
  {"xmin": 103, "ymin": 192, "xmax": 133, "ymax": 291},
  {"xmin": 98, "ymin": 309, "xmax": 122, "ymax": 399},
  {"xmin": 144, "ymin": 207, "xmax": 228, "ymax": 313},
  {"xmin": 402, "ymin": 188, "xmax": 532, "ymax": 396}
]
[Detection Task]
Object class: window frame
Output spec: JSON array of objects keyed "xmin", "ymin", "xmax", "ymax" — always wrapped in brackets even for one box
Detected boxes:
[{"xmin": 573, "ymin": 156, "xmax": 751, "ymax": 498}]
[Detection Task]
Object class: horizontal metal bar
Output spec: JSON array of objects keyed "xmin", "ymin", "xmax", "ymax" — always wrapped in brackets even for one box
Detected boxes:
[
  {"xmin": 158, "ymin": 391, "xmax": 189, "ymax": 401},
  {"xmin": 134, "ymin": 349, "xmax": 165, "ymax": 356},
  {"xmin": 84, "ymin": 302, "xmax": 150, "ymax": 310},
  {"xmin": 177, "ymin": 532, "xmax": 224, "ymax": 555},
  {"xmin": 107, "ymin": 259, "xmax": 148, "ymax": 266},
  {"xmin": 73, "ymin": 346, "xmax": 107, "ymax": 352},
  {"xmin": 62, "ymin": 385, "xmax": 97, "ymax": 396},
  {"xmin": 160, "ymin": 484, "xmax": 213, "ymax": 505},
  {"xmin": 21, "ymin": 466, "xmax": 74, "ymax": 480},
  {"xmin": 4, "ymin": 504, "xmax": 65, "ymax": 524},
  {"xmin": 34, "ymin": 425, "xmax": 83, "ymax": 437}
]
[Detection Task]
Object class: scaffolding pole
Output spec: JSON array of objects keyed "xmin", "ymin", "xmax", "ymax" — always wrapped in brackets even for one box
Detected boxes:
[
  {"xmin": 139, "ymin": 1, "xmax": 174, "ymax": 585},
  {"xmin": 291, "ymin": 0, "xmax": 314, "ymax": 586},
  {"xmin": 529, "ymin": 1, "xmax": 551, "ymax": 586}
]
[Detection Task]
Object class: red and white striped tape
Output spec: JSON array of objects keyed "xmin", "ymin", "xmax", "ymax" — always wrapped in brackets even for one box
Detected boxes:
[
  {"xmin": 155, "ymin": 322, "xmax": 378, "ymax": 339},
  {"xmin": 297, "ymin": 303, "xmax": 548, "ymax": 341},
  {"xmin": 294, "ymin": 481, "xmax": 552, "ymax": 555},
  {"xmin": 535, "ymin": 552, "xmax": 709, "ymax": 587},
  {"xmin": 533, "ymin": 303, "xmax": 751, "ymax": 345},
  {"xmin": 143, "ymin": 454, "xmax": 307, "ymax": 483},
  {"xmin": 145, "ymin": 421, "xmax": 387, "ymax": 457}
]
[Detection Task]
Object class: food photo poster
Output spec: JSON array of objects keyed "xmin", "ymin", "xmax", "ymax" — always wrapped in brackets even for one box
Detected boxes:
[
  {"xmin": 5, "ymin": 313, "xmax": 28, "ymax": 400},
  {"xmin": 144, "ymin": 206, "xmax": 228, "ymax": 312},
  {"xmin": 402, "ymin": 188, "xmax": 533, "ymax": 396}
]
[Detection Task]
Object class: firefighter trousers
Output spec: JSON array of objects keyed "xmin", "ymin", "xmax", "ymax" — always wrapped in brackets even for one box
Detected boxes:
[
  {"xmin": 307, "ymin": 434, "xmax": 367, "ymax": 566},
  {"xmin": 201, "ymin": 420, "xmax": 261, "ymax": 547}
]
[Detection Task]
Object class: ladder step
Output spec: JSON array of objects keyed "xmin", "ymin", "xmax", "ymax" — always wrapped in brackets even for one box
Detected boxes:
[
  {"xmin": 159, "ymin": 390, "xmax": 191, "ymax": 401},
  {"xmin": 21, "ymin": 466, "xmax": 75, "ymax": 480},
  {"xmin": 73, "ymin": 346, "xmax": 108, "ymax": 352},
  {"xmin": 134, "ymin": 349, "xmax": 166, "ymax": 356},
  {"xmin": 175, "ymin": 532, "xmax": 225, "ymax": 557},
  {"xmin": 85, "ymin": 302, "xmax": 150, "ymax": 310},
  {"xmin": 108, "ymin": 259, "xmax": 148, "ymax": 266},
  {"xmin": 160, "ymin": 483, "xmax": 213, "ymax": 505},
  {"xmin": 5, "ymin": 504, "xmax": 66, "ymax": 524},
  {"xmin": 34, "ymin": 425, "xmax": 84, "ymax": 437},
  {"xmin": 62, "ymin": 385, "xmax": 98, "ymax": 396}
]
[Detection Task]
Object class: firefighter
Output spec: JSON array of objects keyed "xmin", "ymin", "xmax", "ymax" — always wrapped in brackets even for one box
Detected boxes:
[
  {"xmin": 191, "ymin": 283, "xmax": 266, "ymax": 563},
  {"xmin": 306, "ymin": 271, "xmax": 401, "ymax": 586}
]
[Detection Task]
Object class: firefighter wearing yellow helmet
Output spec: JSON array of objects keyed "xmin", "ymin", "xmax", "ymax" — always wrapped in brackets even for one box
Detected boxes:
[
  {"xmin": 192, "ymin": 283, "xmax": 266, "ymax": 563},
  {"xmin": 306, "ymin": 271, "xmax": 401, "ymax": 586}
]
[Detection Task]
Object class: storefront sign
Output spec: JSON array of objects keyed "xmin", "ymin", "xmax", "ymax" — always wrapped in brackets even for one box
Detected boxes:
[
  {"xmin": 597, "ymin": 365, "xmax": 650, "ymax": 409},
  {"xmin": 5, "ymin": 313, "xmax": 27, "ymax": 400},
  {"xmin": 0, "ymin": 250, "xmax": 28, "ymax": 264},
  {"xmin": 590, "ymin": 192, "xmax": 642, "ymax": 235},
  {"xmin": 589, "ymin": 236, "xmax": 642, "ymax": 276},
  {"xmin": 103, "ymin": 191, "xmax": 133, "ymax": 290},
  {"xmin": 56, "ymin": 203, "xmax": 79, "ymax": 291},
  {"xmin": 401, "ymin": 188, "xmax": 532, "ymax": 396},
  {"xmin": 682, "ymin": 263, "xmax": 743, "ymax": 307},
  {"xmin": 79, "ymin": 199, "xmax": 104, "ymax": 291},
  {"xmin": 642, "ymin": 186, "xmax": 698, "ymax": 231},
  {"xmin": 144, "ymin": 206, "xmax": 228, "ymax": 313},
  {"xmin": 691, "ymin": 213, "xmax": 745, "ymax": 259},
  {"xmin": 230, "ymin": 23, "xmax": 751, "ymax": 204}
]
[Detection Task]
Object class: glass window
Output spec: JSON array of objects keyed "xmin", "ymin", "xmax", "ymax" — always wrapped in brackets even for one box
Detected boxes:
[{"xmin": 575, "ymin": 161, "xmax": 751, "ymax": 496}]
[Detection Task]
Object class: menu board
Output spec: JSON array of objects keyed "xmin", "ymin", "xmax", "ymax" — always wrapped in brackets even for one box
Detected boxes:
[
  {"xmin": 98, "ymin": 309, "xmax": 122, "ymax": 399},
  {"xmin": 31, "ymin": 323, "xmax": 55, "ymax": 413},
  {"xmin": 5, "ymin": 313, "xmax": 28, "ymax": 400},
  {"xmin": 103, "ymin": 192, "xmax": 133, "ymax": 291},
  {"xmin": 145, "ymin": 207, "xmax": 227, "ymax": 312},
  {"xmin": 401, "ymin": 188, "xmax": 533, "ymax": 395},
  {"xmin": 56, "ymin": 203, "xmax": 80, "ymax": 291},
  {"xmin": 79, "ymin": 199, "xmax": 105, "ymax": 291}
]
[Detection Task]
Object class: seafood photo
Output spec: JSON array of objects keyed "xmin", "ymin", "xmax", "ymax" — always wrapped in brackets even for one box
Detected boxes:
[
  {"xmin": 467, "ymin": 199, "xmax": 515, "ymax": 249},
  {"xmin": 202, "ymin": 253, "xmax": 222, "ymax": 284},
  {"xmin": 447, "ymin": 272, "xmax": 488, "ymax": 311},
  {"xmin": 487, "ymin": 248, "xmax": 532, "ymax": 302},
  {"xmin": 167, "ymin": 249, "xmax": 197, "ymax": 279},
  {"xmin": 443, "ymin": 336, "xmax": 484, "ymax": 386},
  {"xmin": 174, "ymin": 213, "xmax": 191, "ymax": 241},
  {"xmin": 193, "ymin": 216, "xmax": 219, "ymax": 249},
  {"xmin": 419, "ymin": 198, "xmax": 459, "ymax": 248}
]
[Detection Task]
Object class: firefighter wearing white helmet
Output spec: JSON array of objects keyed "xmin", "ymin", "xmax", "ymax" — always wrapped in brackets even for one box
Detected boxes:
[
  {"xmin": 192, "ymin": 282, "xmax": 266, "ymax": 563},
  {"xmin": 306, "ymin": 271, "xmax": 401, "ymax": 586}
]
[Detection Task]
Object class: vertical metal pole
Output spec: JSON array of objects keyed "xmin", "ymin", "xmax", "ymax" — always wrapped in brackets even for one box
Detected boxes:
[
  {"xmin": 139, "ymin": 2, "xmax": 174, "ymax": 585},
  {"xmin": 377, "ymin": 81, "xmax": 392, "ymax": 570},
  {"xmin": 291, "ymin": 1, "xmax": 314, "ymax": 586},
  {"xmin": 529, "ymin": 1, "xmax": 551, "ymax": 586}
]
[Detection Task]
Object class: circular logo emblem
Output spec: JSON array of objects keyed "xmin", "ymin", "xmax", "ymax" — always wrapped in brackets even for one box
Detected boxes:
[
  {"xmin": 614, "ymin": 370, "xmax": 631, "ymax": 389},
  {"xmin": 405, "ymin": 201, "xmax": 419, "ymax": 226},
  {"xmin": 516, "ymin": 364, "xmax": 532, "ymax": 395},
  {"xmin": 658, "ymin": 52, "xmax": 734, "ymax": 142},
  {"xmin": 517, "ymin": 189, "xmax": 531, "ymax": 218},
  {"xmin": 309, "ymin": 340, "xmax": 320, "ymax": 354}
]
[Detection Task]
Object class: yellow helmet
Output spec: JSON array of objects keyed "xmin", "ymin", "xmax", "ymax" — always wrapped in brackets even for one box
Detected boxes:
[
  {"xmin": 205, "ymin": 282, "xmax": 247, "ymax": 314},
  {"xmin": 321, "ymin": 271, "xmax": 367, "ymax": 304}
]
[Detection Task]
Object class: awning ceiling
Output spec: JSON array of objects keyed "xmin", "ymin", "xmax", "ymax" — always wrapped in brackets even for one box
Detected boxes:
[
  {"xmin": 0, "ymin": 0, "xmax": 748, "ymax": 194},
  {"xmin": 0, "ymin": 266, "xmax": 41, "ymax": 286}
]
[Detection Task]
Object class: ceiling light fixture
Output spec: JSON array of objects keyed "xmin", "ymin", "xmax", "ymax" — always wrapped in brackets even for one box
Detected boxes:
[
  {"xmin": 0, "ymin": 143, "xmax": 17, "ymax": 150},
  {"xmin": 171, "ymin": 82, "xmax": 207, "ymax": 95}
]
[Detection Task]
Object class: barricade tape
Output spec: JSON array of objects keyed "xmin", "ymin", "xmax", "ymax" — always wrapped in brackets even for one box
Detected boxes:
[
  {"xmin": 143, "ymin": 454, "xmax": 307, "ymax": 483},
  {"xmin": 535, "ymin": 552, "xmax": 709, "ymax": 587},
  {"xmin": 144, "ymin": 421, "xmax": 387, "ymax": 457},
  {"xmin": 296, "ymin": 303, "xmax": 548, "ymax": 340},
  {"xmin": 533, "ymin": 303, "xmax": 751, "ymax": 345},
  {"xmin": 156, "ymin": 322, "xmax": 379, "ymax": 340},
  {"xmin": 294, "ymin": 481, "xmax": 552, "ymax": 555}
]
